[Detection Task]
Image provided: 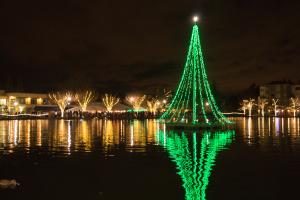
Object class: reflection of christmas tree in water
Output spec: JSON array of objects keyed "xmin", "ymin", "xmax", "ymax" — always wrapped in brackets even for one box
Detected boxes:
[{"xmin": 158, "ymin": 129, "xmax": 234, "ymax": 200}]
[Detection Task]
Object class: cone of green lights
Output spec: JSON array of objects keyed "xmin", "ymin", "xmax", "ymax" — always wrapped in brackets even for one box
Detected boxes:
[{"xmin": 160, "ymin": 17, "xmax": 231, "ymax": 126}]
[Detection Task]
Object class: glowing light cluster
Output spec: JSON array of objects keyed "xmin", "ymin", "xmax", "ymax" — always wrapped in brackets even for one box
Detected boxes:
[
  {"xmin": 160, "ymin": 22, "xmax": 230, "ymax": 125},
  {"xmin": 126, "ymin": 95, "xmax": 146, "ymax": 111},
  {"xmin": 258, "ymin": 98, "xmax": 268, "ymax": 117},
  {"xmin": 242, "ymin": 98, "xmax": 255, "ymax": 117},
  {"xmin": 102, "ymin": 94, "xmax": 120, "ymax": 112},
  {"xmin": 49, "ymin": 92, "xmax": 71, "ymax": 117},
  {"xmin": 272, "ymin": 98, "xmax": 279, "ymax": 116},
  {"xmin": 290, "ymin": 97, "xmax": 299, "ymax": 117},
  {"xmin": 75, "ymin": 91, "xmax": 94, "ymax": 112},
  {"xmin": 147, "ymin": 98, "xmax": 161, "ymax": 114}
]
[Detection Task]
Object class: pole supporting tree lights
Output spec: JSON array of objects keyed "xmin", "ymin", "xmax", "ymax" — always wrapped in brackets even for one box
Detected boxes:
[{"xmin": 160, "ymin": 17, "xmax": 231, "ymax": 126}]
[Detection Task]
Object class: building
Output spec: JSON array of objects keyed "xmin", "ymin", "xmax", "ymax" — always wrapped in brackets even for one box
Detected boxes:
[
  {"xmin": 259, "ymin": 81, "xmax": 300, "ymax": 106},
  {"xmin": 0, "ymin": 90, "xmax": 51, "ymax": 113}
]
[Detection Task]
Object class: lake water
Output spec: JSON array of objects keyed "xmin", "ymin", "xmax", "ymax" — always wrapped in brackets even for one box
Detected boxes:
[{"xmin": 0, "ymin": 118, "xmax": 300, "ymax": 200}]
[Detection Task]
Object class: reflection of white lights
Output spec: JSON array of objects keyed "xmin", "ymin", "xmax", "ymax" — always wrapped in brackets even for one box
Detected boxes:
[
  {"xmin": 275, "ymin": 118, "xmax": 280, "ymax": 136},
  {"xmin": 130, "ymin": 124, "xmax": 134, "ymax": 146},
  {"xmin": 14, "ymin": 120, "xmax": 18, "ymax": 146},
  {"xmin": 67, "ymin": 121, "xmax": 71, "ymax": 152},
  {"xmin": 247, "ymin": 118, "xmax": 252, "ymax": 144}
]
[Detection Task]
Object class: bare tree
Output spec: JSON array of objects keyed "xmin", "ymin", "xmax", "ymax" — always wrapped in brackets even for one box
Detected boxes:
[
  {"xmin": 290, "ymin": 97, "xmax": 299, "ymax": 117},
  {"xmin": 147, "ymin": 98, "xmax": 160, "ymax": 114},
  {"xmin": 272, "ymin": 98, "xmax": 279, "ymax": 116},
  {"xmin": 75, "ymin": 91, "xmax": 94, "ymax": 112},
  {"xmin": 240, "ymin": 100, "xmax": 248, "ymax": 116},
  {"xmin": 126, "ymin": 95, "xmax": 146, "ymax": 111},
  {"xmin": 49, "ymin": 92, "xmax": 71, "ymax": 117},
  {"xmin": 242, "ymin": 99, "xmax": 255, "ymax": 117},
  {"xmin": 102, "ymin": 94, "xmax": 119, "ymax": 112},
  {"xmin": 258, "ymin": 97, "xmax": 268, "ymax": 117}
]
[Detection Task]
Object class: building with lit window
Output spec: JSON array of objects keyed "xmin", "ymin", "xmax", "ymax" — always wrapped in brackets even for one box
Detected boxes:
[
  {"xmin": 259, "ymin": 81, "xmax": 300, "ymax": 105},
  {"xmin": 0, "ymin": 90, "xmax": 50, "ymax": 113}
]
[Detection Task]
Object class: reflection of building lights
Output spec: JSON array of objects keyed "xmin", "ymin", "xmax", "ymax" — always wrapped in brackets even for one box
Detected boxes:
[
  {"xmin": 13, "ymin": 102, "xmax": 18, "ymax": 106},
  {"xmin": 163, "ymin": 99, "xmax": 167, "ymax": 104}
]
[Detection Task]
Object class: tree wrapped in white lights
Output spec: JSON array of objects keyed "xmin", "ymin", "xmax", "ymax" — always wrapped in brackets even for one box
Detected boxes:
[
  {"xmin": 272, "ymin": 98, "xmax": 279, "ymax": 116},
  {"xmin": 75, "ymin": 91, "xmax": 94, "ymax": 112},
  {"xmin": 243, "ymin": 98, "xmax": 255, "ymax": 117},
  {"xmin": 102, "ymin": 94, "xmax": 119, "ymax": 112},
  {"xmin": 49, "ymin": 92, "xmax": 71, "ymax": 117},
  {"xmin": 240, "ymin": 100, "xmax": 248, "ymax": 116},
  {"xmin": 126, "ymin": 95, "xmax": 146, "ymax": 111},
  {"xmin": 290, "ymin": 97, "xmax": 299, "ymax": 117},
  {"xmin": 147, "ymin": 98, "xmax": 160, "ymax": 114},
  {"xmin": 258, "ymin": 97, "xmax": 268, "ymax": 117}
]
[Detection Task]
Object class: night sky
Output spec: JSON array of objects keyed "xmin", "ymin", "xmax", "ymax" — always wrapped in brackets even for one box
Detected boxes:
[{"xmin": 0, "ymin": 0, "xmax": 299, "ymax": 94}]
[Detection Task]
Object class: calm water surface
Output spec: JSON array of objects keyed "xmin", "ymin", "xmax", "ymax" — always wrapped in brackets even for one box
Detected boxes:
[{"xmin": 0, "ymin": 118, "xmax": 300, "ymax": 200}]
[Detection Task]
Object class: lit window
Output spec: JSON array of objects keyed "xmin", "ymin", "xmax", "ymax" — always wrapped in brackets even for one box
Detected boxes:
[
  {"xmin": 0, "ymin": 99, "xmax": 7, "ymax": 105},
  {"xmin": 37, "ymin": 98, "xmax": 43, "ymax": 105},
  {"xmin": 25, "ymin": 98, "xmax": 31, "ymax": 105}
]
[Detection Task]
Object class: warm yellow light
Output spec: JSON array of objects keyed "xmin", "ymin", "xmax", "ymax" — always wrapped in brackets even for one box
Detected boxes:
[
  {"xmin": 163, "ymin": 99, "xmax": 167, "ymax": 104},
  {"xmin": 0, "ymin": 99, "xmax": 7, "ymax": 105},
  {"xmin": 13, "ymin": 102, "xmax": 18, "ymax": 106},
  {"xmin": 25, "ymin": 97, "xmax": 31, "ymax": 105},
  {"xmin": 19, "ymin": 106, "xmax": 24, "ymax": 112},
  {"xmin": 37, "ymin": 98, "xmax": 43, "ymax": 105}
]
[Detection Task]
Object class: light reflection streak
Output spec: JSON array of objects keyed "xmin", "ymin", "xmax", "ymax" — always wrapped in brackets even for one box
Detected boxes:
[
  {"xmin": 247, "ymin": 118, "xmax": 252, "ymax": 144},
  {"xmin": 67, "ymin": 120, "xmax": 71, "ymax": 152},
  {"xmin": 158, "ymin": 129, "xmax": 234, "ymax": 200},
  {"xmin": 275, "ymin": 118, "xmax": 280, "ymax": 136},
  {"xmin": 37, "ymin": 120, "xmax": 42, "ymax": 146}
]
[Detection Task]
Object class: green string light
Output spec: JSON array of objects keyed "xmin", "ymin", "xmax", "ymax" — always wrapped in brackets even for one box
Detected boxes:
[
  {"xmin": 160, "ymin": 22, "xmax": 231, "ymax": 125},
  {"xmin": 158, "ymin": 129, "xmax": 234, "ymax": 200}
]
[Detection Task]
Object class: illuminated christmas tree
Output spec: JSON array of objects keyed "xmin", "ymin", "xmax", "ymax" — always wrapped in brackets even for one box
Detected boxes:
[{"xmin": 160, "ymin": 17, "xmax": 231, "ymax": 125}]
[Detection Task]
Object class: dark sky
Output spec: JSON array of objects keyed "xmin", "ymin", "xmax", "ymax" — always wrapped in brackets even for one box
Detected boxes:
[{"xmin": 0, "ymin": 0, "xmax": 299, "ymax": 94}]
